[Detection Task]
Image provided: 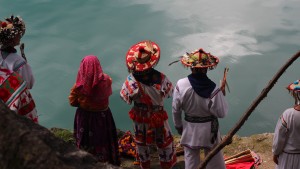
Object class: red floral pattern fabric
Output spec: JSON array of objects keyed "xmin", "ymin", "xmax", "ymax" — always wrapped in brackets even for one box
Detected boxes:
[{"xmin": 0, "ymin": 68, "xmax": 38, "ymax": 123}]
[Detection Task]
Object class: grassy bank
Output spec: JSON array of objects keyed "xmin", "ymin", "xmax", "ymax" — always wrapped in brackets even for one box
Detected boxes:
[{"xmin": 50, "ymin": 128, "xmax": 275, "ymax": 169}]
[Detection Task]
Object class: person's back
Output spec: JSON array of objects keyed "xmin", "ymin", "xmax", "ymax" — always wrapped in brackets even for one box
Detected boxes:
[
  {"xmin": 69, "ymin": 73, "xmax": 112, "ymax": 112},
  {"xmin": 172, "ymin": 48, "xmax": 228, "ymax": 169},
  {"xmin": 175, "ymin": 77, "xmax": 227, "ymax": 118},
  {"xmin": 282, "ymin": 108, "xmax": 300, "ymax": 152},
  {"xmin": 69, "ymin": 55, "xmax": 120, "ymax": 166},
  {"xmin": 120, "ymin": 40, "xmax": 177, "ymax": 169}
]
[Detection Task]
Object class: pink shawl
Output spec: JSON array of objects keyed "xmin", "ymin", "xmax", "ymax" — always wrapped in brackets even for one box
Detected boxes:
[{"xmin": 75, "ymin": 55, "xmax": 111, "ymax": 97}]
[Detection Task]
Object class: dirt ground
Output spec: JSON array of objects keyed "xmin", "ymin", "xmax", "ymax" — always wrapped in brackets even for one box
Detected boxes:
[
  {"xmin": 50, "ymin": 128, "xmax": 275, "ymax": 169},
  {"xmin": 119, "ymin": 133, "xmax": 275, "ymax": 169}
]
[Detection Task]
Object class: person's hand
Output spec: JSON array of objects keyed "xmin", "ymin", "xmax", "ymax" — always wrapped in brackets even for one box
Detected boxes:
[
  {"xmin": 273, "ymin": 155, "xmax": 279, "ymax": 165},
  {"xmin": 175, "ymin": 126, "xmax": 183, "ymax": 135},
  {"xmin": 220, "ymin": 79, "xmax": 226, "ymax": 96},
  {"xmin": 220, "ymin": 67, "xmax": 229, "ymax": 96}
]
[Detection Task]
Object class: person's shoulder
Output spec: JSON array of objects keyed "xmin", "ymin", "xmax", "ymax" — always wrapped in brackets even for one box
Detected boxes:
[
  {"xmin": 103, "ymin": 73, "xmax": 111, "ymax": 80},
  {"xmin": 8, "ymin": 52, "xmax": 23, "ymax": 59},
  {"xmin": 7, "ymin": 53, "xmax": 26, "ymax": 64},
  {"xmin": 285, "ymin": 107, "xmax": 299, "ymax": 113},
  {"xmin": 176, "ymin": 77, "xmax": 189, "ymax": 84},
  {"xmin": 284, "ymin": 107, "xmax": 294, "ymax": 113},
  {"xmin": 281, "ymin": 108, "xmax": 295, "ymax": 118}
]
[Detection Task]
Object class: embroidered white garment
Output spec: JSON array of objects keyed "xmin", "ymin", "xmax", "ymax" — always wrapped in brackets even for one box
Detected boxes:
[
  {"xmin": 172, "ymin": 77, "xmax": 228, "ymax": 148},
  {"xmin": 0, "ymin": 52, "xmax": 34, "ymax": 89}
]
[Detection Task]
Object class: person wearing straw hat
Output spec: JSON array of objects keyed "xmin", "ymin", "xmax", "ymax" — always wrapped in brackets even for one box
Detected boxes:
[
  {"xmin": 0, "ymin": 15, "xmax": 34, "ymax": 89},
  {"xmin": 120, "ymin": 40, "xmax": 177, "ymax": 169},
  {"xmin": 171, "ymin": 48, "xmax": 228, "ymax": 169},
  {"xmin": 272, "ymin": 80, "xmax": 300, "ymax": 169}
]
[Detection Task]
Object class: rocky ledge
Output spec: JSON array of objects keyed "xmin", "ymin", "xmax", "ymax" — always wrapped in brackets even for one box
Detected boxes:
[{"xmin": 0, "ymin": 101, "xmax": 275, "ymax": 169}]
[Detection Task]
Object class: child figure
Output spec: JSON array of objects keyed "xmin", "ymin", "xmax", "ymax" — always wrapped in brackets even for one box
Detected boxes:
[{"xmin": 69, "ymin": 55, "xmax": 120, "ymax": 166}]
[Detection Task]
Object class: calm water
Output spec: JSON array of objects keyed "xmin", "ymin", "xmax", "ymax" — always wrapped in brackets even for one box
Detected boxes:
[{"xmin": 1, "ymin": 0, "xmax": 300, "ymax": 136}]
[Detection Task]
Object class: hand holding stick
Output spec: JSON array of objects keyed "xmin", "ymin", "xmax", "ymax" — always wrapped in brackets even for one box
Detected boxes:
[
  {"xmin": 20, "ymin": 43, "xmax": 27, "ymax": 62},
  {"xmin": 220, "ymin": 67, "xmax": 230, "ymax": 96}
]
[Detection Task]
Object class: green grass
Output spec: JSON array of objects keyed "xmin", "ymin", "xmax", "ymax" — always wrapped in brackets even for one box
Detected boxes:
[{"xmin": 50, "ymin": 127, "xmax": 76, "ymax": 145}]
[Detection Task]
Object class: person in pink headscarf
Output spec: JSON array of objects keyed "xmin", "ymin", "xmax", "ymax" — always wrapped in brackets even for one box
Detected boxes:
[{"xmin": 69, "ymin": 55, "xmax": 120, "ymax": 166}]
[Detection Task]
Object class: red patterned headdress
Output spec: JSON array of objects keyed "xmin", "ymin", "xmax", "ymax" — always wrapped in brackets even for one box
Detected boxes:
[
  {"xmin": 180, "ymin": 48, "xmax": 219, "ymax": 70},
  {"xmin": 125, "ymin": 40, "xmax": 160, "ymax": 72}
]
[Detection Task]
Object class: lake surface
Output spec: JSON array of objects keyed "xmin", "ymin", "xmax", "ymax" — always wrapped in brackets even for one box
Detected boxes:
[{"xmin": 1, "ymin": 0, "xmax": 300, "ymax": 136}]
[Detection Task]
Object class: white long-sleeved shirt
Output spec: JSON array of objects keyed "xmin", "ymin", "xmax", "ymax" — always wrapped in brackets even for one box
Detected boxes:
[
  {"xmin": 0, "ymin": 52, "xmax": 34, "ymax": 89},
  {"xmin": 172, "ymin": 77, "xmax": 228, "ymax": 149},
  {"xmin": 272, "ymin": 108, "xmax": 300, "ymax": 155}
]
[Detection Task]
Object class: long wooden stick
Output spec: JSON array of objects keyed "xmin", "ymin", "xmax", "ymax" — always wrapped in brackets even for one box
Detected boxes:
[{"xmin": 199, "ymin": 51, "xmax": 300, "ymax": 169}]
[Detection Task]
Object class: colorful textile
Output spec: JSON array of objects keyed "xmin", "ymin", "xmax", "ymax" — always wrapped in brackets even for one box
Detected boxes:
[
  {"xmin": 120, "ymin": 73, "xmax": 172, "ymax": 105},
  {"xmin": 69, "ymin": 83, "xmax": 110, "ymax": 111},
  {"xmin": 224, "ymin": 149, "xmax": 262, "ymax": 169},
  {"xmin": 71, "ymin": 55, "xmax": 119, "ymax": 166},
  {"xmin": 0, "ymin": 68, "xmax": 38, "ymax": 122},
  {"xmin": 125, "ymin": 40, "xmax": 160, "ymax": 72},
  {"xmin": 226, "ymin": 162, "xmax": 255, "ymax": 169},
  {"xmin": 0, "ymin": 52, "xmax": 34, "ymax": 89},
  {"xmin": 73, "ymin": 107, "xmax": 120, "ymax": 166},
  {"xmin": 75, "ymin": 55, "xmax": 111, "ymax": 96},
  {"xmin": 286, "ymin": 80, "xmax": 300, "ymax": 105},
  {"xmin": 287, "ymin": 80, "xmax": 300, "ymax": 92},
  {"xmin": 0, "ymin": 15, "xmax": 26, "ymax": 46},
  {"xmin": 180, "ymin": 48, "xmax": 219, "ymax": 69},
  {"xmin": 118, "ymin": 130, "xmax": 138, "ymax": 158},
  {"xmin": 120, "ymin": 70, "xmax": 176, "ymax": 169},
  {"xmin": 137, "ymin": 141, "xmax": 177, "ymax": 169}
]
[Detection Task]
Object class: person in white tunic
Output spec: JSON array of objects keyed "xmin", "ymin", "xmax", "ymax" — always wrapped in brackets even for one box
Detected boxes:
[
  {"xmin": 272, "ymin": 79, "xmax": 300, "ymax": 169},
  {"xmin": 0, "ymin": 15, "xmax": 34, "ymax": 89},
  {"xmin": 172, "ymin": 48, "xmax": 228, "ymax": 169}
]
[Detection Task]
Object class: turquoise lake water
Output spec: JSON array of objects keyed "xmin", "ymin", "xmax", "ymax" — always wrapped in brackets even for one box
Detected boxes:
[{"xmin": 1, "ymin": 0, "xmax": 300, "ymax": 136}]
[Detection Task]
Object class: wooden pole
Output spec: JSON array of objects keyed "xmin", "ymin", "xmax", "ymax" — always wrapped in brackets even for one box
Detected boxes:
[{"xmin": 199, "ymin": 51, "xmax": 300, "ymax": 169}]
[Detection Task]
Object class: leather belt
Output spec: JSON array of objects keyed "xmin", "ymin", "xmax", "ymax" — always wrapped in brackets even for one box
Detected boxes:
[{"xmin": 184, "ymin": 115, "xmax": 216, "ymax": 123}]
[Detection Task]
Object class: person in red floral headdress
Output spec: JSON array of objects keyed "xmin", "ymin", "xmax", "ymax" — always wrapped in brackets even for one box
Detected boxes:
[
  {"xmin": 0, "ymin": 15, "xmax": 34, "ymax": 89},
  {"xmin": 120, "ymin": 40, "xmax": 177, "ymax": 169}
]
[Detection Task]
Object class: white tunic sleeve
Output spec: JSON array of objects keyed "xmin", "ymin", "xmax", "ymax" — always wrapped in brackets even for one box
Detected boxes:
[
  {"xmin": 17, "ymin": 63, "xmax": 35, "ymax": 89},
  {"xmin": 172, "ymin": 83, "xmax": 183, "ymax": 128},
  {"xmin": 272, "ymin": 114, "xmax": 289, "ymax": 155},
  {"xmin": 209, "ymin": 89, "xmax": 228, "ymax": 118},
  {"xmin": 160, "ymin": 75, "xmax": 173, "ymax": 98}
]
